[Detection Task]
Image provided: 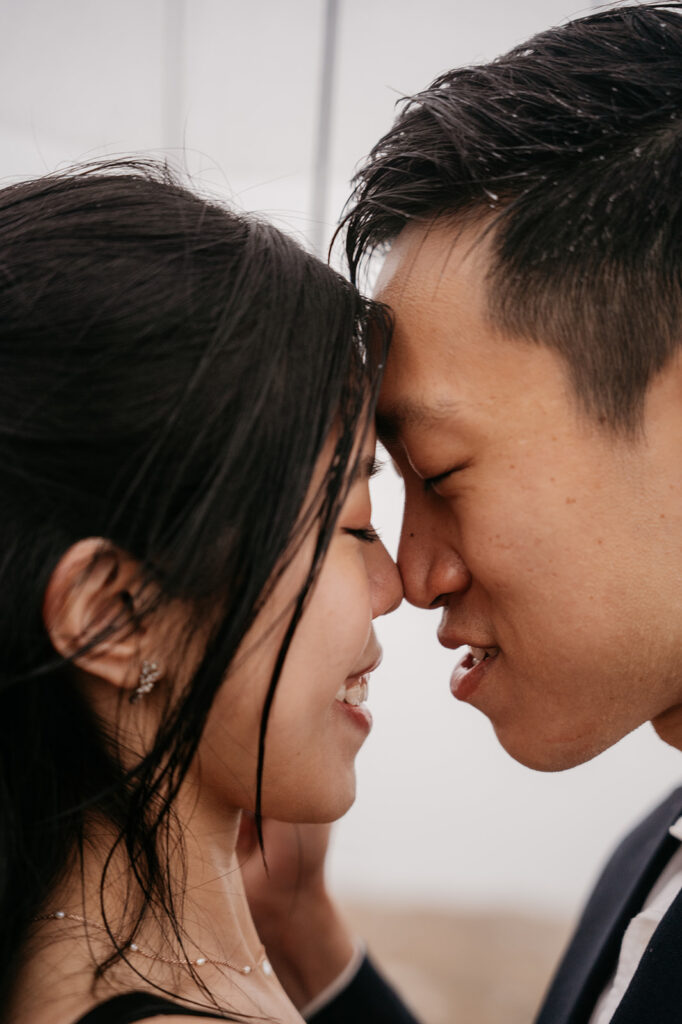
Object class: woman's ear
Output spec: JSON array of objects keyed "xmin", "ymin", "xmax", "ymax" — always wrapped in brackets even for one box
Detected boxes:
[{"xmin": 43, "ymin": 538, "xmax": 150, "ymax": 693}]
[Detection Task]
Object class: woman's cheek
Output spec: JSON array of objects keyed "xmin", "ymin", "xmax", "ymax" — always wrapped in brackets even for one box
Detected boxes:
[{"xmin": 314, "ymin": 552, "xmax": 373, "ymax": 662}]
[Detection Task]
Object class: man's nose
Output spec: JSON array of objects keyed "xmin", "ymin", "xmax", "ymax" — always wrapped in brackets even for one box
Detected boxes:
[
  {"xmin": 397, "ymin": 492, "xmax": 470, "ymax": 610},
  {"xmin": 368, "ymin": 539, "xmax": 403, "ymax": 618}
]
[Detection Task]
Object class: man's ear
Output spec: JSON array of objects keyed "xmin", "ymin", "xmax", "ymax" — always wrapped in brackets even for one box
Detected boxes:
[{"xmin": 43, "ymin": 538, "xmax": 150, "ymax": 692}]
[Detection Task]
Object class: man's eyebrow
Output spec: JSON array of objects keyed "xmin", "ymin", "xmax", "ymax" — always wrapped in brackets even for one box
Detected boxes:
[{"xmin": 376, "ymin": 399, "xmax": 462, "ymax": 443}]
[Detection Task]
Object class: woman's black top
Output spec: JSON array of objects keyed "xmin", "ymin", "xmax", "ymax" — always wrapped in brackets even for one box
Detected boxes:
[
  {"xmin": 71, "ymin": 993, "xmax": 233, "ymax": 1023},
  {"xmin": 69, "ymin": 954, "xmax": 421, "ymax": 1023}
]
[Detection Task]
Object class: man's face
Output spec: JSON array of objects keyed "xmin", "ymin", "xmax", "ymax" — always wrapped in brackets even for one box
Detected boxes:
[{"xmin": 375, "ymin": 219, "xmax": 682, "ymax": 771}]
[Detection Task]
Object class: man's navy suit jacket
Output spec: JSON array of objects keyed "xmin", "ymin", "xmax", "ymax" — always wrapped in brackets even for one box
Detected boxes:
[{"xmin": 311, "ymin": 786, "xmax": 682, "ymax": 1024}]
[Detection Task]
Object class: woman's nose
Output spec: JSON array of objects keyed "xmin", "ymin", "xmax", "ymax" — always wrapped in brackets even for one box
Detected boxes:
[{"xmin": 369, "ymin": 539, "xmax": 403, "ymax": 618}]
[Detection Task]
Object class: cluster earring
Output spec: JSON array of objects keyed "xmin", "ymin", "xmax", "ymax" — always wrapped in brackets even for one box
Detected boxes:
[{"xmin": 130, "ymin": 659, "xmax": 161, "ymax": 703}]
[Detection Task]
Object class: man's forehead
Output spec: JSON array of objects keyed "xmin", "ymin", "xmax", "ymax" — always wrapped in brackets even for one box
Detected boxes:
[
  {"xmin": 374, "ymin": 216, "xmax": 494, "ymax": 306},
  {"xmin": 376, "ymin": 394, "xmax": 465, "ymax": 444}
]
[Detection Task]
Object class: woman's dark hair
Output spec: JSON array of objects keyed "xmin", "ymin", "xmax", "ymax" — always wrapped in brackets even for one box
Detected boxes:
[
  {"xmin": 0, "ymin": 159, "xmax": 390, "ymax": 1011},
  {"xmin": 341, "ymin": 1, "xmax": 682, "ymax": 433}
]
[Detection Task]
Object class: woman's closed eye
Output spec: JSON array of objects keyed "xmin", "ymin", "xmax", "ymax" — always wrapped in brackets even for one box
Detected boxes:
[{"xmin": 344, "ymin": 525, "xmax": 381, "ymax": 544}]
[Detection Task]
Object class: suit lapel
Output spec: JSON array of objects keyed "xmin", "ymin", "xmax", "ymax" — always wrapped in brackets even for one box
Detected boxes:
[
  {"xmin": 611, "ymin": 886, "xmax": 682, "ymax": 1023},
  {"xmin": 534, "ymin": 787, "xmax": 682, "ymax": 1024}
]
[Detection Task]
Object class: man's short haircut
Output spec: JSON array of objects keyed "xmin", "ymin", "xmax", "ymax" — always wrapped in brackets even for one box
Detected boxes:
[{"xmin": 342, "ymin": 2, "xmax": 682, "ymax": 432}]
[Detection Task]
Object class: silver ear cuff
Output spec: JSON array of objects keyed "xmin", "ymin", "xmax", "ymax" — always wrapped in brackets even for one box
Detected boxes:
[{"xmin": 130, "ymin": 659, "xmax": 161, "ymax": 703}]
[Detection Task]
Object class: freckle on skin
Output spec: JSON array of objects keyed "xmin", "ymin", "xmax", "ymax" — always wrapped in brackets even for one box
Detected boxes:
[
  {"xmin": 409, "ymin": 532, "xmax": 415, "ymax": 539},
  {"xmin": 566, "ymin": 497, "xmax": 576, "ymax": 504}
]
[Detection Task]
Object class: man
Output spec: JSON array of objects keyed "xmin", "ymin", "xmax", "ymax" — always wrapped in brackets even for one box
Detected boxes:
[{"xmin": 245, "ymin": 4, "xmax": 682, "ymax": 1022}]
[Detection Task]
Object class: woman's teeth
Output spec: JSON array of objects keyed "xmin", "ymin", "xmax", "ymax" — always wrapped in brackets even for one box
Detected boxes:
[
  {"xmin": 469, "ymin": 645, "xmax": 499, "ymax": 666},
  {"xmin": 335, "ymin": 677, "xmax": 369, "ymax": 706}
]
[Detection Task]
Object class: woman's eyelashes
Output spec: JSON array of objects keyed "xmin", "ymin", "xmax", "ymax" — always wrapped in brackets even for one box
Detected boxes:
[
  {"xmin": 344, "ymin": 525, "xmax": 381, "ymax": 544},
  {"xmin": 369, "ymin": 455, "xmax": 384, "ymax": 478}
]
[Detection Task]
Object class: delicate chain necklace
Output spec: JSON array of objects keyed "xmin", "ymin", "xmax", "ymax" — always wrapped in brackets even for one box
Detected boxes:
[{"xmin": 35, "ymin": 911, "xmax": 273, "ymax": 977}]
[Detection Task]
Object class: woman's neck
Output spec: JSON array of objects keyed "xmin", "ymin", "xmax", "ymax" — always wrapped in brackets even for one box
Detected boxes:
[{"xmin": 9, "ymin": 802, "xmax": 302, "ymax": 1024}]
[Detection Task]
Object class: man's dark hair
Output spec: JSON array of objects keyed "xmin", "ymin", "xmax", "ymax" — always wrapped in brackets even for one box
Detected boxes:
[{"xmin": 342, "ymin": 2, "xmax": 682, "ymax": 431}]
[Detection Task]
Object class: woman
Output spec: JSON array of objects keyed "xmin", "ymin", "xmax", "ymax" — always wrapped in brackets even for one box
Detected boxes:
[{"xmin": 0, "ymin": 160, "xmax": 401, "ymax": 1023}]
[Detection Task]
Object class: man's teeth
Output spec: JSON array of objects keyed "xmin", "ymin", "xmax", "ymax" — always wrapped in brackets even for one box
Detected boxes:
[
  {"xmin": 469, "ymin": 645, "xmax": 499, "ymax": 666},
  {"xmin": 335, "ymin": 677, "xmax": 368, "ymax": 706}
]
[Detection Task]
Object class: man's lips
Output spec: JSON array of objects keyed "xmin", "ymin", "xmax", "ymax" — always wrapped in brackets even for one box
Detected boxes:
[
  {"xmin": 450, "ymin": 644, "xmax": 500, "ymax": 701},
  {"xmin": 468, "ymin": 644, "xmax": 500, "ymax": 666},
  {"xmin": 437, "ymin": 622, "xmax": 498, "ymax": 652}
]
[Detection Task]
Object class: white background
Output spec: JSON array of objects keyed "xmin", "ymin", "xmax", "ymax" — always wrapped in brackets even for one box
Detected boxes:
[{"xmin": 1, "ymin": 0, "xmax": 678, "ymax": 918}]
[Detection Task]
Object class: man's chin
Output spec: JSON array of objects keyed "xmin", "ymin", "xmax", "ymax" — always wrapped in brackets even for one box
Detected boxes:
[
  {"xmin": 493, "ymin": 725, "xmax": 615, "ymax": 773},
  {"xmin": 651, "ymin": 705, "xmax": 682, "ymax": 752}
]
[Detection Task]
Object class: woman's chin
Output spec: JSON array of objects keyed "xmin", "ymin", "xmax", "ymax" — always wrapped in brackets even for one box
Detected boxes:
[{"xmin": 264, "ymin": 772, "xmax": 357, "ymax": 824}]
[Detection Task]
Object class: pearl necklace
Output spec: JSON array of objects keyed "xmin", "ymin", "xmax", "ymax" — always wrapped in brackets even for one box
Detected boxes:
[{"xmin": 36, "ymin": 911, "xmax": 273, "ymax": 977}]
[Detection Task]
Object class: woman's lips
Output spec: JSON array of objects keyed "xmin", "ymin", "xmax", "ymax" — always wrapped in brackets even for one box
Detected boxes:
[
  {"xmin": 450, "ymin": 646, "xmax": 500, "ymax": 701},
  {"xmin": 335, "ymin": 676, "xmax": 369, "ymax": 706},
  {"xmin": 336, "ymin": 697, "xmax": 373, "ymax": 732},
  {"xmin": 334, "ymin": 675, "xmax": 373, "ymax": 732},
  {"xmin": 334, "ymin": 661, "xmax": 379, "ymax": 734},
  {"xmin": 334, "ymin": 649, "xmax": 382, "ymax": 708}
]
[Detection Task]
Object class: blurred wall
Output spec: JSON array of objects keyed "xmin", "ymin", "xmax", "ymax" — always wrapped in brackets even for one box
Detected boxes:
[{"xmin": 1, "ymin": 0, "xmax": 679, "ymax": 918}]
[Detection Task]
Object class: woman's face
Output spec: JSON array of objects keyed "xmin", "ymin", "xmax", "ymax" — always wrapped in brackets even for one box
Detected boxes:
[{"xmin": 193, "ymin": 430, "xmax": 403, "ymax": 823}]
